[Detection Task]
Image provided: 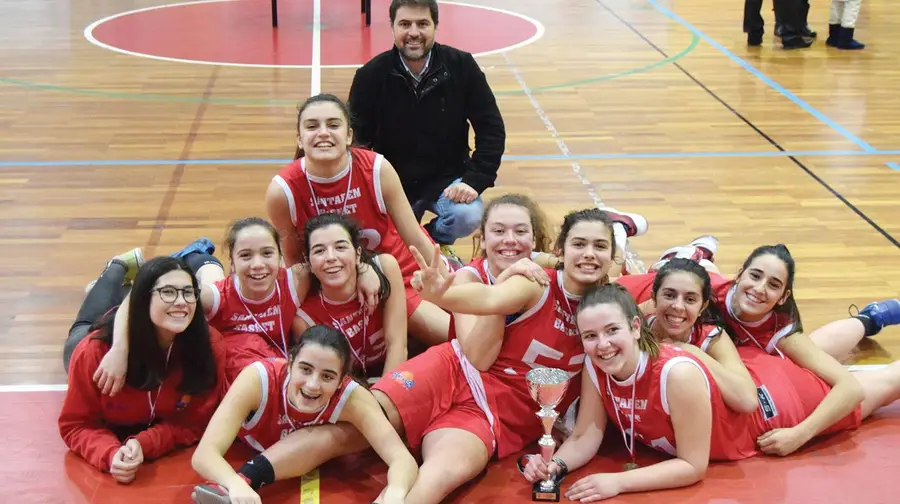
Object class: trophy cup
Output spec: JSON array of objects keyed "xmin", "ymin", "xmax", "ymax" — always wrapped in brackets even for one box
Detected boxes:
[{"xmin": 526, "ymin": 367, "xmax": 572, "ymax": 502}]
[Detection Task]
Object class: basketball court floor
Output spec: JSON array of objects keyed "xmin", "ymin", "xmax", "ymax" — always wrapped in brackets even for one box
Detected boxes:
[{"xmin": 1, "ymin": 0, "xmax": 899, "ymax": 501}]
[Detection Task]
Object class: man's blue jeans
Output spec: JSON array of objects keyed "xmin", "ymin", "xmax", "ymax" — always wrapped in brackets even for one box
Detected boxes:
[{"xmin": 412, "ymin": 179, "xmax": 485, "ymax": 245}]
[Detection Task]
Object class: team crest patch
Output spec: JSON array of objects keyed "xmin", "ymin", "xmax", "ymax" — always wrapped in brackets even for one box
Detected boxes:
[
  {"xmin": 176, "ymin": 395, "xmax": 192, "ymax": 410},
  {"xmin": 391, "ymin": 371, "xmax": 415, "ymax": 390}
]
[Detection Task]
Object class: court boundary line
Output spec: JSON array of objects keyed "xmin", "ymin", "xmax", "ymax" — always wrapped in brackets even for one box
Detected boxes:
[
  {"xmin": 4, "ymin": 150, "xmax": 900, "ymax": 168},
  {"xmin": 81, "ymin": 0, "xmax": 546, "ymax": 69},
  {"xmin": 502, "ymin": 51, "xmax": 647, "ymax": 274},
  {"xmin": 591, "ymin": 0, "xmax": 900, "ymax": 250},
  {"xmin": 642, "ymin": 0, "xmax": 877, "ymax": 154},
  {"xmin": 4, "ymin": 364, "xmax": 887, "ymax": 392},
  {"xmin": 310, "ymin": 0, "xmax": 321, "ymax": 94}
]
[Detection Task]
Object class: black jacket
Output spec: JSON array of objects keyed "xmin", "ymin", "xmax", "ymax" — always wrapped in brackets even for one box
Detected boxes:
[{"xmin": 347, "ymin": 43, "xmax": 506, "ymax": 203}]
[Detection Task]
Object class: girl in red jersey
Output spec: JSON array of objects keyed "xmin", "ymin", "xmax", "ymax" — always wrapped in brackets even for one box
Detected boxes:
[
  {"xmin": 59, "ymin": 256, "xmax": 226, "ymax": 483},
  {"xmin": 626, "ymin": 258, "xmax": 759, "ymax": 413},
  {"xmin": 294, "ymin": 213, "xmax": 408, "ymax": 379},
  {"xmin": 94, "ymin": 218, "xmax": 383, "ymax": 391},
  {"xmin": 190, "ymin": 325, "xmax": 417, "ymax": 504},
  {"xmin": 521, "ymin": 284, "xmax": 900, "ymax": 501},
  {"xmin": 365, "ymin": 208, "xmax": 616, "ymax": 504},
  {"xmin": 265, "ymin": 93, "xmax": 451, "ymax": 347}
]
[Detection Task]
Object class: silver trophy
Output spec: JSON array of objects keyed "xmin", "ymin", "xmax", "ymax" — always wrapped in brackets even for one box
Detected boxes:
[{"xmin": 526, "ymin": 367, "xmax": 571, "ymax": 502}]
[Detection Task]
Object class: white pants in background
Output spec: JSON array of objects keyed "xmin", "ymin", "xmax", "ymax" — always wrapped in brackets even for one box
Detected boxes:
[{"xmin": 830, "ymin": 0, "xmax": 862, "ymax": 28}]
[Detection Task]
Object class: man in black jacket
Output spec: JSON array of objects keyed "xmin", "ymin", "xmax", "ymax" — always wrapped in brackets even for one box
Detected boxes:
[{"xmin": 348, "ymin": 0, "xmax": 506, "ymax": 258}]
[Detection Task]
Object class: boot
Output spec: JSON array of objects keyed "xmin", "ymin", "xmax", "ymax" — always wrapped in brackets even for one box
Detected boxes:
[
  {"xmin": 837, "ymin": 27, "xmax": 865, "ymax": 50},
  {"xmin": 826, "ymin": 24, "xmax": 840, "ymax": 46}
]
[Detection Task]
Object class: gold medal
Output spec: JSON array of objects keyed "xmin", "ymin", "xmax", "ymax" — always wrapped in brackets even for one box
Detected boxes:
[{"xmin": 623, "ymin": 462, "xmax": 639, "ymax": 471}]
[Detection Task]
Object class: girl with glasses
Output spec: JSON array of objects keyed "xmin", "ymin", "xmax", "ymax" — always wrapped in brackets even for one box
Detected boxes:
[{"xmin": 58, "ymin": 256, "xmax": 226, "ymax": 484}]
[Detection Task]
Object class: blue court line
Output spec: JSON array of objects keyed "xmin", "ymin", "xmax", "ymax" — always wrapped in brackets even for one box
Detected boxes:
[
  {"xmin": 644, "ymin": 0, "xmax": 878, "ymax": 155},
  {"xmin": 888, "ymin": 162, "xmax": 900, "ymax": 171},
  {"xmin": 3, "ymin": 150, "xmax": 900, "ymax": 167}
]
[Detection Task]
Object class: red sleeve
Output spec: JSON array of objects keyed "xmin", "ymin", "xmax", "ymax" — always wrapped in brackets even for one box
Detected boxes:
[
  {"xmin": 133, "ymin": 329, "xmax": 228, "ymax": 460},
  {"xmin": 57, "ymin": 338, "xmax": 122, "ymax": 473}
]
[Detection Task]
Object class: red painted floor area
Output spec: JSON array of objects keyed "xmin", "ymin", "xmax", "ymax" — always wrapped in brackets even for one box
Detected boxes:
[
  {"xmin": 5, "ymin": 390, "xmax": 900, "ymax": 503},
  {"xmin": 88, "ymin": 0, "xmax": 540, "ymax": 67}
]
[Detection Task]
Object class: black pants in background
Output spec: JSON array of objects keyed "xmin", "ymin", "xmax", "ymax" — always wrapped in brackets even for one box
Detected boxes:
[{"xmin": 63, "ymin": 262, "xmax": 130, "ymax": 373}]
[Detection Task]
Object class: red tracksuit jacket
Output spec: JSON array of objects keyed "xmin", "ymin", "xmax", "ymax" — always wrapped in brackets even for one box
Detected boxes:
[{"xmin": 58, "ymin": 329, "xmax": 227, "ymax": 472}]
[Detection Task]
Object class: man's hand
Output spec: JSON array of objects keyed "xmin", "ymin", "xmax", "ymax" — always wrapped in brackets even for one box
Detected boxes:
[{"xmin": 443, "ymin": 182, "xmax": 478, "ymax": 204}]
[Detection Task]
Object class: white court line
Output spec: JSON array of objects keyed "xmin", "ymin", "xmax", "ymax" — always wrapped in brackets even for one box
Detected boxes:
[
  {"xmin": 83, "ymin": 0, "xmax": 545, "ymax": 69},
  {"xmin": 2, "ymin": 362, "xmax": 888, "ymax": 392},
  {"xmin": 501, "ymin": 52, "xmax": 647, "ymax": 274},
  {"xmin": 310, "ymin": 0, "xmax": 322, "ymax": 94}
]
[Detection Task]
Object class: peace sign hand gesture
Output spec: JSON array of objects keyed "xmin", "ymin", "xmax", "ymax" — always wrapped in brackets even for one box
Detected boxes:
[{"xmin": 409, "ymin": 244, "xmax": 455, "ymax": 303}]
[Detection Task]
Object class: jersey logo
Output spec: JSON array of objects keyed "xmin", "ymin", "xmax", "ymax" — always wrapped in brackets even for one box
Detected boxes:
[
  {"xmin": 756, "ymin": 385, "xmax": 778, "ymax": 421},
  {"xmin": 391, "ymin": 370, "xmax": 416, "ymax": 390},
  {"xmin": 359, "ymin": 228, "xmax": 382, "ymax": 251},
  {"xmin": 176, "ymin": 395, "xmax": 192, "ymax": 410}
]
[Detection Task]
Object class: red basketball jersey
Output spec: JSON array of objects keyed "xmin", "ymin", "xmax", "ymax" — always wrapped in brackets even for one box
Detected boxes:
[
  {"xmin": 296, "ymin": 289, "xmax": 386, "ymax": 376},
  {"xmin": 587, "ymin": 344, "xmax": 757, "ymax": 462},
  {"xmin": 272, "ymin": 147, "xmax": 427, "ymax": 283},
  {"xmin": 472, "ymin": 269, "xmax": 587, "ymax": 459},
  {"xmin": 238, "ymin": 358, "xmax": 359, "ymax": 452},
  {"xmin": 207, "ymin": 267, "xmax": 302, "ymax": 358},
  {"xmin": 614, "ymin": 271, "xmax": 656, "ymax": 303},
  {"xmin": 709, "ymin": 273, "xmax": 796, "ymax": 357}
]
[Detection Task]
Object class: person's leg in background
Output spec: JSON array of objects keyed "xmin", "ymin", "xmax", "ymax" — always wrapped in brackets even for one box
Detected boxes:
[
  {"xmin": 828, "ymin": 0, "xmax": 865, "ymax": 49},
  {"xmin": 744, "ymin": 0, "xmax": 766, "ymax": 46},
  {"xmin": 64, "ymin": 249, "xmax": 143, "ymax": 373},
  {"xmin": 774, "ymin": 0, "xmax": 814, "ymax": 49},
  {"xmin": 416, "ymin": 178, "xmax": 484, "ymax": 268}
]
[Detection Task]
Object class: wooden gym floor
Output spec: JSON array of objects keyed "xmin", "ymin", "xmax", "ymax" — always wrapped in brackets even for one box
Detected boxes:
[{"xmin": 1, "ymin": 0, "xmax": 899, "ymax": 501}]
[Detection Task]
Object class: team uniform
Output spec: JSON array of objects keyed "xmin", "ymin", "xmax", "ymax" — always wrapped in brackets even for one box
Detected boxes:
[
  {"xmin": 58, "ymin": 329, "xmax": 227, "ymax": 472},
  {"xmin": 237, "ymin": 358, "xmax": 359, "ymax": 453},
  {"xmin": 585, "ymin": 344, "xmax": 860, "ymax": 462},
  {"xmin": 206, "ymin": 267, "xmax": 302, "ymax": 383},
  {"xmin": 372, "ymin": 269, "xmax": 586, "ymax": 460},
  {"xmin": 296, "ymin": 263, "xmax": 387, "ymax": 378},
  {"xmin": 708, "ymin": 273, "xmax": 797, "ymax": 357},
  {"xmin": 272, "ymin": 147, "xmax": 436, "ymax": 315}
]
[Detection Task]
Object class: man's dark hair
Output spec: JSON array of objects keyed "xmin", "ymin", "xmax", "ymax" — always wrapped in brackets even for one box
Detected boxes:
[{"xmin": 389, "ymin": 0, "xmax": 439, "ymax": 25}]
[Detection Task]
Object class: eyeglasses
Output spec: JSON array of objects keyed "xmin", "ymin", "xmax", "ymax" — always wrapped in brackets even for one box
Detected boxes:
[{"xmin": 153, "ymin": 286, "xmax": 198, "ymax": 304}]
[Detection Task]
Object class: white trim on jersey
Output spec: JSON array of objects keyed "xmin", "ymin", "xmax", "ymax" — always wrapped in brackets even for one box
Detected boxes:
[
  {"xmin": 285, "ymin": 267, "xmax": 302, "ymax": 308},
  {"xmin": 507, "ymin": 287, "xmax": 549, "ymax": 327},
  {"xmin": 295, "ymin": 307, "xmax": 317, "ymax": 327},
  {"xmin": 700, "ymin": 327, "xmax": 722, "ymax": 353},
  {"xmin": 767, "ymin": 324, "xmax": 795, "ymax": 355},
  {"xmin": 660, "ymin": 357, "xmax": 709, "ymax": 415},
  {"xmin": 272, "ymin": 175, "xmax": 299, "ymax": 227},
  {"xmin": 451, "ymin": 339, "xmax": 498, "ymax": 453},
  {"xmin": 327, "ymin": 380, "xmax": 360, "ymax": 423},
  {"xmin": 373, "ymin": 154, "xmax": 387, "ymax": 214},
  {"xmin": 585, "ymin": 357, "xmax": 601, "ymax": 392},
  {"xmin": 242, "ymin": 361, "xmax": 270, "ymax": 431},
  {"xmin": 207, "ymin": 283, "xmax": 222, "ymax": 320}
]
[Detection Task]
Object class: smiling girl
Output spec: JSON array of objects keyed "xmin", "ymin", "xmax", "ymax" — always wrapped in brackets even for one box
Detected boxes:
[
  {"xmin": 520, "ymin": 284, "xmax": 900, "ymax": 501},
  {"xmin": 190, "ymin": 325, "xmax": 417, "ymax": 504},
  {"xmin": 59, "ymin": 257, "xmax": 225, "ymax": 483},
  {"xmin": 94, "ymin": 218, "xmax": 383, "ymax": 392},
  {"xmin": 294, "ymin": 213, "xmax": 408, "ymax": 379},
  {"xmin": 266, "ymin": 93, "xmax": 452, "ymax": 348},
  {"xmin": 363, "ymin": 208, "xmax": 615, "ymax": 503}
]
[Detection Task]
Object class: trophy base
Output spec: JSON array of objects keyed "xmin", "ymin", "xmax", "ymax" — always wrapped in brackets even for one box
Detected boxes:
[{"xmin": 532, "ymin": 480, "xmax": 561, "ymax": 502}]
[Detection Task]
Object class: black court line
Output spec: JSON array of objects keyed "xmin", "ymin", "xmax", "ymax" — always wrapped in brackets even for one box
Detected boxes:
[{"xmin": 592, "ymin": 0, "xmax": 900, "ymax": 251}]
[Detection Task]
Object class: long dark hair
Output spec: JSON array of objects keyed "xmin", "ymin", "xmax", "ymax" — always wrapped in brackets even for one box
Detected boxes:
[
  {"xmin": 91, "ymin": 257, "xmax": 218, "ymax": 395},
  {"xmin": 736, "ymin": 244, "xmax": 802, "ymax": 336},
  {"xmin": 302, "ymin": 213, "xmax": 391, "ymax": 301},
  {"xmin": 652, "ymin": 258, "xmax": 727, "ymax": 332},
  {"xmin": 293, "ymin": 94, "xmax": 354, "ymax": 160}
]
